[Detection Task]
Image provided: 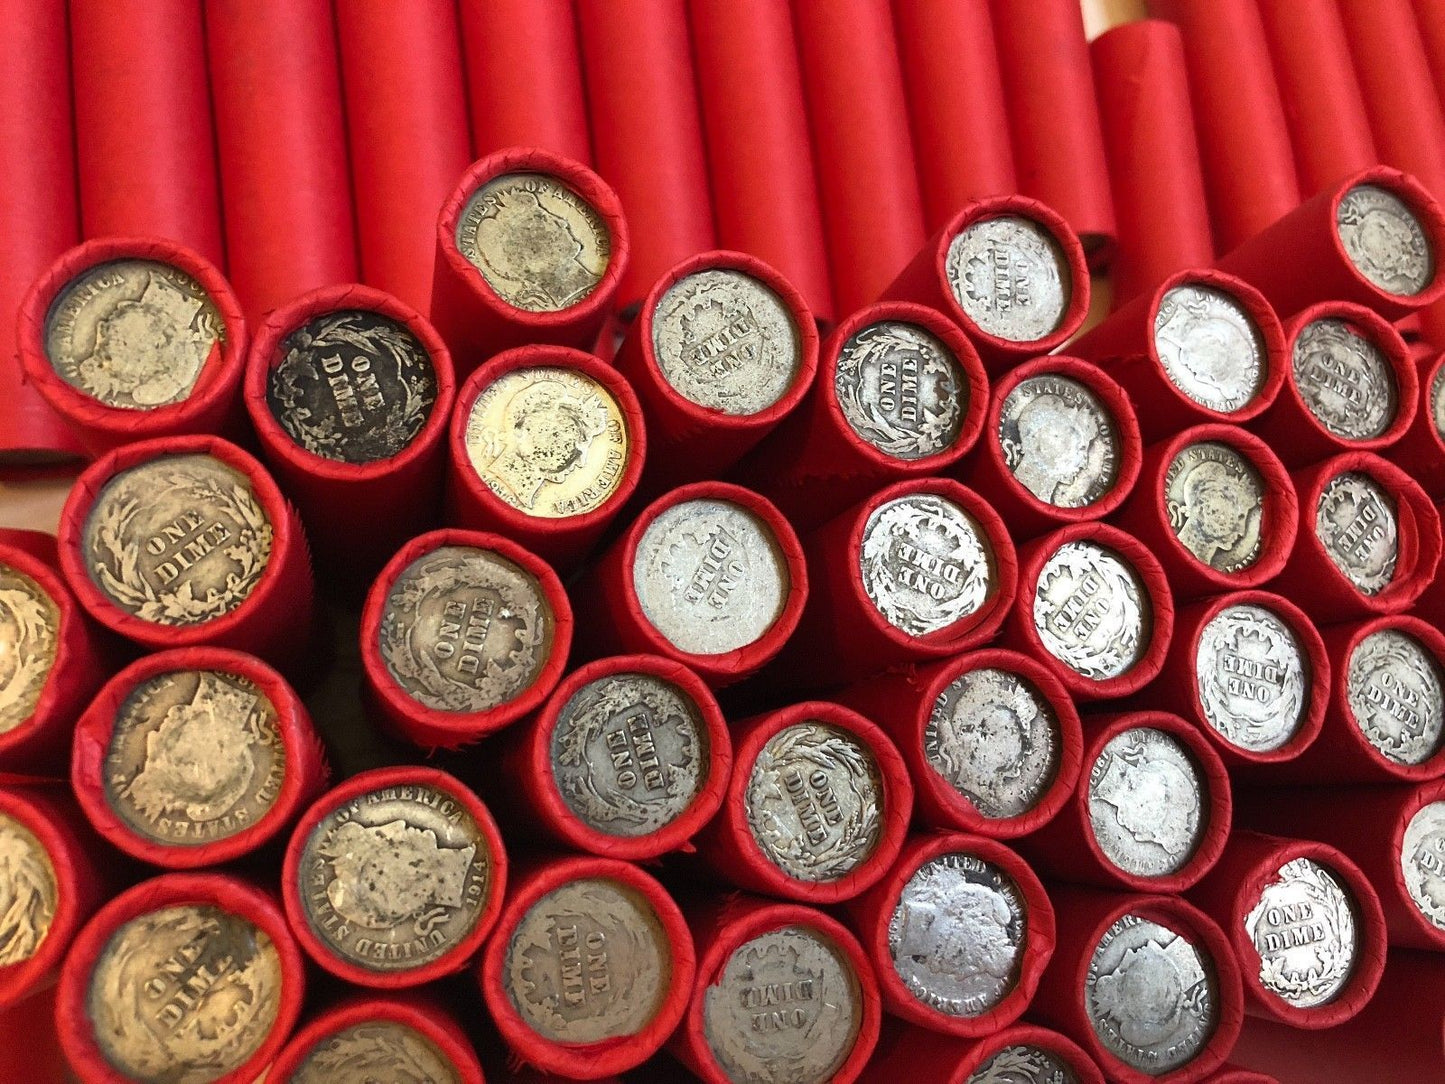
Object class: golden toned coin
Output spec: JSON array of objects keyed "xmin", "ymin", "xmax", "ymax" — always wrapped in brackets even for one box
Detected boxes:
[
  {"xmin": 0, "ymin": 563, "xmax": 60, "ymax": 735},
  {"xmin": 291, "ymin": 1020, "xmax": 460, "ymax": 1084},
  {"xmin": 0, "ymin": 812, "xmax": 57, "ymax": 967}
]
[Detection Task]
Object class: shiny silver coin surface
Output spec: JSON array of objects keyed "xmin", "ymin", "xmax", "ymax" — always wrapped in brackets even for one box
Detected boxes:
[
  {"xmin": 999, "ymin": 374, "xmax": 1119, "ymax": 508},
  {"xmin": 1346, "ymin": 629, "xmax": 1445, "ymax": 766},
  {"xmin": 1152, "ymin": 284, "xmax": 1267, "ymax": 412},
  {"xmin": 1163, "ymin": 441, "xmax": 1265, "ymax": 574},
  {"xmin": 945, "ymin": 216, "xmax": 1070, "ymax": 343},
  {"xmin": 1088, "ymin": 728, "xmax": 1206, "ymax": 879},
  {"xmin": 1400, "ymin": 801, "xmax": 1445, "ymax": 931},
  {"xmin": 1244, "ymin": 857, "xmax": 1359, "ymax": 1010},
  {"xmin": 1291, "ymin": 317, "xmax": 1396, "ymax": 441},
  {"xmin": 1336, "ymin": 183, "xmax": 1435, "ymax": 297},
  {"xmin": 1033, "ymin": 541, "xmax": 1148, "ymax": 681},
  {"xmin": 1315, "ymin": 471, "xmax": 1398, "ymax": 596},
  {"xmin": 1194, "ymin": 603, "xmax": 1309, "ymax": 754},
  {"xmin": 833, "ymin": 320, "xmax": 966, "ymax": 461}
]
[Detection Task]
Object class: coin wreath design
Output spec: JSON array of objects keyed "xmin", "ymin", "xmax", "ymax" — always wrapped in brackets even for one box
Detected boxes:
[
  {"xmin": 971, "ymin": 1044, "xmax": 1078, "ymax": 1084},
  {"xmin": 833, "ymin": 321, "xmax": 965, "ymax": 461},
  {"xmin": 0, "ymin": 565, "xmax": 59, "ymax": 735},
  {"xmin": 0, "ymin": 814, "xmax": 57, "ymax": 967},
  {"xmin": 292, "ymin": 1022, "xmax": 459, "ymax": 1084},
  {"xmin": 1245, "ymin": 858, "xmax": 1358, "ymax": 1009}
]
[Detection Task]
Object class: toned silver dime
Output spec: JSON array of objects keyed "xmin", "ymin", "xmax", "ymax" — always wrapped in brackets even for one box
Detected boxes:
[
  {"xmin": 44, "ymin": 258, "xmax": 223, "ymax": 410},
  {"xmin": 504, "ymin": 878, "xmax": 670, "ymax": 1044},
  {"xmin": 297, "ymin": 782, "xmax": 493, "ymax": 972},
  {"xmin": 834, "ymin": 321, "xmax": 966, "ymax": 461},
  {"xmin": 925, "ymin": 667, "xmax": 1060, "ymax": 820},
  {"xmin": 455, "ymin": 172, "xmax": 609, "ymax": 312},
  {"xmin": 267, "ymin": 309, "xmax": 437, "ymax": 463},
  {"xmin": 1244, "ymin": 857, "xmax": 1359, "ymax": 1010},
  {"xmin": 1164, "ymin": 441, "xmax": 1265, "ymax": 573},
  {"xmin": 550, "ymin": 672, "xmax": 708, "ymax": 838},
  {"xmin": 1292, "ymin": 318, "xmax": 1397, "ymax": 440},
  {"xmin": 103, "ymin": 669, "xmax": 287, "ymax": 847},
  {"xmin": 291, "ymin": 1020, "xmax": 458, "ymax": 1084},
  {"xmin": 1152, "ymin": 284, "xmax": 1267, "ymax": 412},
  {"xmin": 88, "ymin": 903, "xmax": 282, "ymax": 1084},
  {"xmin": 945, "ymin": 215, "xmax": 1070, "ymax": 343},
  {"xmin": 633, "ymin": 499, "xmax": 788, "ymax": 657},
  {"xmin": 1033, "ymin": 541, "xmax": 1149, "ymax": 681},
  {"xmin": 1194, "ymin": 604, "xmax": 1309, "ymax": 753},
  {"xmin": 1086, "ymin": 914, "xmax": 1217, "ymax": 1074},
  {"xmin": 703, "ymin": 924, "xmax": 863, "ymax": 1084},
  {"xmin": 1315, "ymin": 471, "xmax": 1398, "ymax": 596},
  {"xmin": 1346, "ymin": 629, "xmax": 1445, "ymax": 765},
  {"xmin": 0, "ymin": 813, "xmax": 56, "ymax": 967},
  {"xmin": 1400, "ymin": 801, "xmax": 1445, "ymax": 929},
  {"xmin": 1337, "ymin": 183, "xmax": 1435, "ymax": 296},
  {"xmin": 1088, "ymin": 728, "xmax": 1206, "ymax": 879},
  {"xmin": 744, "ymin": 722, "xmax": 884, "ymax": 884},
  {"xmin": 969, "ymin": 1046, "xmax": 1080, "ymax": 1084},
  {"xmin": 888, "ymin": 851, "xmax": 1027, "ymax": 1018},
  {"xmin": 82, "ymin": 453, "xmax": 274, "ymax": 627},
  {"xmin": 652, "ymin": 268, "xmax": 800, "ymax": 415},
  {"xmin": 1432, "ymin": 364, "xmax": 1445, "ymax": 442},
  {"xmin": 379, "ymin": 545, "xmax": 552, "ymax": 713},
  {"xmin": 0, "ymin": 563, "xmax": 59, "ymax": 735},
  {"xmin": 999, "ymin": 374, "xmax": 1119, "ymax": 508}
]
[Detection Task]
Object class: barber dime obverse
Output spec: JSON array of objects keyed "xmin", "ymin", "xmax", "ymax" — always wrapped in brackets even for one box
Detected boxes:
[
  {"xmin": 1337, "ymin": 183, "xmax": 1435, "ymax": 297},
  {"xmin": 999, "ymin": 374, "xmax": 1119, "ymax": 508},
  {"xmin": 1152, "ymin": 284, "xmax": 1266, "ymax": 413},
  {"xmin": 1088, "ymin": 728, "xmax": 1206, "ymax": 879},
  {"xmin": 1163, "ymin": 441, "xmax": 1265, "ymax": 574}
]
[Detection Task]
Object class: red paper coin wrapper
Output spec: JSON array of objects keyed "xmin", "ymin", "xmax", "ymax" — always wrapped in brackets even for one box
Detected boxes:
[
  {"xmin": 16, "ymin": 236, "xmax": 249, "ymax": 457},
  {"xmin": 282, "ymin": 765, "xmax": 508, "ymax": 988},
  {"xmin": 359, "ymin": 528, "xmax": 573, "ymax": 749},
  {"xmin": 692, "ymin": 702, "xmax": 912, "ymax": 905},
  {"xmin": 1205, "ymin": 1070, "xmax": 1277, "ymax": 1084},
  {"xmin": 0, "ymin": 987, "xmax": 68, "ymax": 1084},
  {"xmin": 1393, "ymin": 349, "xmax": 1445, "ymax": 498},
  {"xmin": 860, "ymin": 1019, "xmax": 1105, "ymax": 1084},
  {"xmin": 71, "ymin": 647, "xmax": 329, "ymax": 868},
  {"xmin": 477, "ymin": 854, "xmax": 695, "ymax": 1079},
  {"xmin": 55, "ymin": 872, "xmax": 305, "ymax": 1084}
]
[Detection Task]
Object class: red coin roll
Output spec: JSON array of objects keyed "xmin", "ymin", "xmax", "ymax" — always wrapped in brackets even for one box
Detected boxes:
[
  {"xmin": 0, "ymin": 987, "xmax": 67, "ymax": 1084},
  {"xmin": 1206, "ymin": 1070, "xmax": 1278, "ymax": 1084},
  {"xmin": 860, "ymin": 1020, "xmax": 1104, "ymax": 1084},
  {"xmin": 1398, "ymin": 349, "xmax": 1445, "ymax": 498}
]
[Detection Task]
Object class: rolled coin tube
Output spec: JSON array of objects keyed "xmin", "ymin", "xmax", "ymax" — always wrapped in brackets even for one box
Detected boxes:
[
  {"xmin": 1205, "ymin": 1069, "xmax": 1279, "ymax": 1084},
  {"xmin": 1389, "ymin": 348, "xmax": 1445, "ymax": 499},
  {"xmin": 858, "ymin": 1019, "xmax": 1105, "ymax": 1084}
]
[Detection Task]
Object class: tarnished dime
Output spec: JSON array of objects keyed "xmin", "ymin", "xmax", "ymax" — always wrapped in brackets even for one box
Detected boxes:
[
  {"xmin": 0, "ymin": 563, "xmax": 59, "ymax": 735},
  {"xmin": 703, "ymin": 924, "xmax": 863, "ymax": 1084},
  {"xmin": 82, "ymin": 453, "xmax": 274, "ymax": 627},
  {"xmin": 1346, "ymin": 629, "xmax": 1445, "ymax": 765},
  {"xmin": 1086, "ymin": 914, "xmax": 1217, "ymax": 1074},
  {"xmin": 1291, "ymin": 318, "xmax": 1397, "ymax": 440},
  {"xmin": 834, "ymin": 321, "xmax": 966, "ymax": 461},
  {"xmin": 87, "ymin": 903, "xmax": 282, "ymax": 1084},
  {"xmin": 945, "ymin": 216, "xmax": 1070, "ymax": 342},
  {"xmin": 291, "ymin": 1020, "xmax": 459, "ymax": 1084},
  {"xmin": 968, "ymin": 1045, "xmax": 1080, "ymax": 1084},
  {"xmin": 1194, "ymin": 604, "xmax": 1309, "ymax": 753},
  {"xmin": 297, "ymin": 783, "xmax": 493, "ymax": 972},
  {"xmin": 44, "ymin": 258, "xmax": 223, "ymax": 410},
  {"xmin": 633, "ymin": 499, "xmax": 788, "ymax": 657},
  {"xmin": 999, "ymin": 374, "xmax": 1119, "ymax": 508},
  {"xmin": 1088, "ymin": 728, "xmax": 1206, "ymax": 879},
  {"xmin": 379, "ymin": 545, "xmax": 552, "ymax": 713},
  {"xmin": 0, "ymin": 812, "xmax": 56, "ymax": 967},
  {"xmin": 1432, "ymin": 365, "xmax": 1445, "ymax": 443},
  {"xmin": 1400, "ymin": 801, "xmax": 1445, "ymax": 929},
  {"xmin": 550, "ymin": 671, "xmax": 707, "ymax": 839},
  {"xmin": 1337, "ymin": 183, "xmax": 1435, "ymax": 296},
  {"xmin": 455, "ymin": 172, "xmax": 609, "ymax": 312},
  {"xmin": 888, "ymin": 852, "xmax": 1027, "ymax": 1018},
  {"xmin": 744, "ymin": 722, "xmax": 884, "ymax": 884},
  {"xmin": 1244, "ymin": 857, "xmax": 1359, "ymax": 1010},
  {"xmin": 1315, "ymin": 472, "xmax": 1398, "ymax": 596},
  {"xmin": 652, "ymin": 268, "xmax": 800, "ymax": 415},
  {"xmin": 1164, "ymin": 441, "xmax": 1265, "ymax": 573},
  {"xmin": 1033, "ymin": 541, "xmax": 1149, "ymax": 681},
  {"xmin": 1152, "ymin": 284, "xmax": 1267, "ymax": 412},
  {"xmin": 464, "ymin": 366, "xmax": 629, "ymax": 519},
  {"xmin": 504, "ymin": 878, "xmax": 670, "ymax": 1044}
]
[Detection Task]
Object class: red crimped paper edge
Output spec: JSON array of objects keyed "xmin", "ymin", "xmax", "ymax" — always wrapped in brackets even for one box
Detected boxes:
[
  {"xmin": 957, "ymin": 354, "xmax": 1144, "ymax": 539},
  {"xmin": 1204, "ymin": 1068, "xmax": 1278, "ymax": 1084},
  {"xmin": 70, "ymin": 646, "xmax": 329, "ymax": 868},
  {"xmin": 55, "ymin": 872, "xmax": 305, "ymax": 1084},
  {"xmin": 281, "ymin": 765, "xmax": 508, "ymax": 989},
  {"xmin": 477, "ymin": 854, "xmax": 695, "ymax": 1079},
  {"xmin": 861, "ymin": 1019, "xmax": 1104, "ymax": 1084},
  {"xmin": 1187, "ymin": 831, "xmax": 1386, "ymax": 1029},
  {"xmin": 693, "ymin": 702, "xmax": 913, "ymax": 904},
  {"xmin": 845, "ymin": 831, "xmax": 1056, "ymax": 1038},
  {"xmin": 499, "ymin": 653, "xmax": 732, "ymax": 861},
  {"xmin": 358, "ymin": 527, "xmax": 574, "ymax": 749},
  {"xmin": 16, "ymin": 236, "xmax": 248, "ymax": 456},
  {"xmin": 1395, "ymin": 349, "xmax": 1445, "ymax": 498},
  {"xmin": 1003, "ymin": 521, "xmax": 1176, "ymax": 701},
  {"xmin": 445, "ymin": 344, "xmax": 646, "ymax": 569}
]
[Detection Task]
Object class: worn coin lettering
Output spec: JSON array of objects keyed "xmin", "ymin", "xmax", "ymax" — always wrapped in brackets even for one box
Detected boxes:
[
  {"xmin": 1316, "ymin": 471, "xmax": 1398, "ymax": 596},
  {"xmin": 1347, "ymin": 629, "xmax": 1445, "ymax": 766},
  {"xmin": 1152, "ymin": 284, "xmax": 1266, "ymax": 412},
  {"xmin": 1164, "ymin": 441, "xmax": 1265, "ymax": 574},
  {"xmin": 1244, "ymin": 857, "xmax": 1358, "ymax": 1010},
  {"xmin": 1194, "ymin": 604, "xmax": 1308, "ymax": 753},
  {"xmin": 0, "ymin": 563, "xmax": 59, "ymax": 735},
  {"xmin": 1088, "ymin": 728, "xmax": 1206, "ymax": 879},
  {"xmin": 1337, "ymin": 184, "xmax": 1435, "ymax": 296},
  {"xmin": 834, "ymin": 321, "xmax": 966, "ymax": 461},
  {"xmin": 945, "ymin": 216, "xmax": 1070, "ymax": 343},
  {"xmin": 1401, "ymin": 802, "xmax": 1445, "ymax": 930},
  {"xmin": 999, "ymin": 374, "xmax": 1119, "ymax": 508},
  {"xmin": 1033, "ymin": 541, "xmax": 1148, "ymax": 681},
  {"xmin": 1291, "ymin": 317, "xmax": 1396, "ymax": 440}
]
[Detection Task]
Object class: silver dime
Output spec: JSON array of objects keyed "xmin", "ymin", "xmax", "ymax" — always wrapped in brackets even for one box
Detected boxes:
[
  {"xmin": 1033, "ymin": 541, "xmax": 1149, "ymax": 681},
  {"xmin": 1315, "ymin": 472, "xmax": 1398, "ymax": 596},
  {"xmin": 1086, "ymin": 914, "xmax": 1217, "ymax": 1074},
  {"xmin": 1337, "ymin": 183, "xmax": 1435, "ymax": 296},
  {"xmin": 0, "ymin": 563, "xmax": 59, "ymax": 735},
  {"xmin": 651, "ymin": 268, "xmax": 800, "ymax": 416},
  {"xmin": 82, "ymin": 453, "xmax": 274, "ymax": 627},
  {"xmin": 1244, "ymin": 857, "xmax": 1359, "ymax": 1010},
  {"xmin": 1152, "ymin": 284, "xmax": 1267, "ymax": 412},
  {"xmin": 1088, "ymin": 728, "xmax": 1206, "ymax": 879},
  {"xmin": 744, "ymin": 722, "xmax": 884, "ymax": 884},
  {"xmin": 1400, "ymin": 801, "xmax": 1445, "ymax": 930},
  {"xmin": 455, "ymin": 172, "xmax": 609, "ymax": 312},
  {"xmin": 945, "ymin": 215, "xmax": 1070, "ymax": 343},
  {"xmin": 1194, "ymin": 604, "xmax": 1309, "ymax": 753},
  {"xmin": 291, "ymin": 1020, "xmax": 459, "ymax": 1084},
  {"xmin": 550, "ymin": 672, "xmax": 708, "ymax": 838},
  {"xmin": 504, "ymin": 878, "xmax": 670, "ymax": 1044},
  {"xmin": 968, "ymin": 1045, "xmax": 1080, "ymax": 1084},
  {"xmin": 1346, "ymin": 629, "xmax": 1445, "ymax": 765},
  {"xmin": 703, "ymin": 924, "xmax": 863, "ymax": 1084},
  {"xmin": 267, "ymin": 309, "xmax": 437, "ymax": 464},
  {"xmin": 859, "ymin": 493, "xmax": 995, "ymax": 637},
  {"xmin": 887, "ymin": 852, "xmax": 1027, "ymax": 1018},
  {"xmin": 999, "ymin": 374, "xmax": 1119, "ymax": 508},
  {"xmin": 834, "ymin": 321, "xmax": 966, "ymax": 461},
  {"xmin": 44, "ymin": 258, "xmax": 223, "ymax": 410},
  {"xmin": 1432, "ymin": 364, "xmax": 1445, "ymax": 443},
  {"xmin": 1291, "ymin": 318, "xmax": 1397, "ymax": 440},
  {"xmin": 0, "ymin": 813, "xmax": 57, "ymax": 968},
  {"xmin": 925, "ymin": 667, "xmax": 1060, "ymax": 820},
  {"xmin": 1164, "ymin": 441, "xmax": 1266, "ymax": 573},
  {"xmin": 633, "ymin": 498, "xmax": 788, "ymax": 657},
  {"xmin": 379, "ymin": 545, "xmax": 552, "ymax": 713}
]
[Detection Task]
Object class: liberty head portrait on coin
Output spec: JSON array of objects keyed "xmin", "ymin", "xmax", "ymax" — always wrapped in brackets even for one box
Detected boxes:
[
  {"xmin": 1337, "ymin": 184, "xmax": 1435, "ymax": 296},
  {"xmin": 1088, "ymin": 728, "xmax": 1206, "ymax": 879},
  {"xmin": 1164, "ymin": 442, "xmax": 1265, "ymax": 574},
  {"xmin": 1152, "ymin": 284, "xmax": 1266, "ymax": 412},
  {"xmin": 999, "ymin": 374, "xmax": 1119, "ymax": 508}
]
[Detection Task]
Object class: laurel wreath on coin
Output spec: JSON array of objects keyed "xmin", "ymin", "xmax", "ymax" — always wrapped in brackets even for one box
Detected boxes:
[
  {"xmin": 834, "ymin": 338, "xmax": 960, "ymax": 458},
  {"xmin": 1036, "ymin": 559, "xmax": 1138, "ymax": 680},
  {"xmin": 978, "ymin": 1047, "xmax": 1070, "ymax": 1084},
  {"xmin": 1255, "ymin": 861, "xmax": 1357, "ymax": 1004},
  {"xmin": 859, "ymin": 499, "xmax": 986, "ymax": 634},
  {"xmin": 0, "ymin": 579, "xmax": 57, "ymax": 725}
]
